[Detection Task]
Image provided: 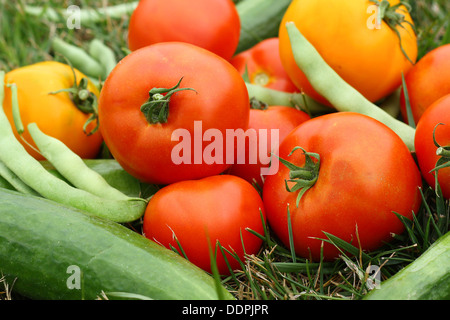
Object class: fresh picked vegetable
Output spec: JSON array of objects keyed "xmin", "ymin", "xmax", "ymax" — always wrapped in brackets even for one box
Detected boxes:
[
  {"xmin": 98, "ymin": 41, "xmax": 250, "ymax": 185},
  {"xmin": 231, "ymin": 37, "xmax": 298, "ymax": 93},
  {"xmin": 51, "ymin": 38, "xmax": 117, "ymax": 81},
  {"xmin": 400, "ymin": 44, "xmax": 450, "ymax": 126},
  {"xmin": 127, "ymin": 0, "xmax": 240, "ymax": 61},
  {"xmin": 0, "ymin": 71, "xmax": 147, "ymax": 223},
  {"xmin": 364, "ymin": 231, "xmax": 450, "ymax": 300},
  {"xmin": 24, "ymin": 2, "xmax": 138, "ymax": 24},
  {"xmin": 227, "ymin": 101, "xmax": 310, "ymax": 187},
  {"xmin": 263, "ymin": 112, "xmax": 423, "ymax": 261},
  {"xmin": 2, "ymin": 61, "xmax": 103, "ymax": 160},
  {"xmin": 0, "ymin": 187, "xmax": 233, "ymax": 300},
  {"xmin": 143, "ymin": 174, "xmax": 266, "ymax": 275},
  {"xmin": 284, "ymin": 22, "xmax": 416, "ymax": 151},
  {"xmin": 235, "ymin": 0, "xmax": 292, "ymax": 54},
  {"xmin": 415, "ymin": 94, "xmax": 450, "ymax": 199},
  {"xmin": 279, "ymin": 0, "xmax": 418, "ymax": 106}
]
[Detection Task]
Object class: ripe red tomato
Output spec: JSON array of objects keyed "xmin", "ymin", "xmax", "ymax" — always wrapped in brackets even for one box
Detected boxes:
[
  {"xmin": 230, "ymin": 38, "xmax": 298, "ymax": 93},
  {"xmin": 263, "ymin": 112, "xmax": 422, "ymax": 261},
  {"xmin": 227, "ymin": 105, "xmax": 310, "ymax": 186},
  {"xmin": 414, "ymin": 94, "xmax": 450, "ymax": 199},
  {"xmin": 128, "ymin": 0, "xmax": 241, "ymax": 61},
  {"xmin": 98, "ymin": 42, "xmax": 249, "ymax": 185},
  {"xmin": 400, "ymin": 44, "xmax": 450, "ymax": 125},
  {"xmin": 279, "ymin": 0, "xmax": 417, "ymax": 106},
  {"xmin": 142, "ymin": 174, "xmax": 266, "ymax": 275}
]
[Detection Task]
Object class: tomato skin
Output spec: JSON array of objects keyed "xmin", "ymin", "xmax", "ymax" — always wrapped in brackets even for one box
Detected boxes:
[
  {"xmin": 230, "ymin": 38, "xmax": 298, "ymax": 93},
  {"xmin": 128, "ymin": 0, "xmax": 240, "ymax": 61},
  {"xmin": 227, "ymin": 105, "xmax": 310, "ymax": 186},
  {"xmin": 98, "ymin": 42, "xmax": 249, "ymax": 185},
  {"xmin": 263, "ymin": 112, "xmax": 422, "ymax": 261},
  {"xmin": 414, "ymin": 94, "xmax": 450, "ymax": 199},
  {"xmin": 3, "ymin": 61, "xmax": 102, "ymax": 160},
  {"xmin": 142, "ymin": 175, "xmax": 266, "ymax": 275},
  {"xmin": 279, "ymin": 0, "xmax": 417, "ymax": 106},
  {"xmin": 400, "ymin": 44, "xmax": 450, "ymax": 125}
]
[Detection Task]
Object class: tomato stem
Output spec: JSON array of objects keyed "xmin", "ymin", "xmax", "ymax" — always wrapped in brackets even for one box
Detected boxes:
[
  {"xmin": 140, "ymin": 77, "xmax": 196, "ymax": 124},
  {"xmin": 430, "ymin": 123, "xmax": 450, "ymax": 174},
  {"xmin": 278, "ymin": 146, "xmax": 320, "ymax": 207},
  {"xmin": 369, "ymin": 0, "xmax": 416, "ymax": 64},
  {"xmin": 249, "ymin": 97, "xmax": 269, "ymax": 110},
  {"xmin": 49, "ymin": 65, "xmax": 99, "ymax": 136},
  {"xmin": 436, "ymin": 147, "xmax": 450, "ymax": 158},
  {"xmin": 252, "ymin": 71, "xmax": 270, "ymax": 87}
]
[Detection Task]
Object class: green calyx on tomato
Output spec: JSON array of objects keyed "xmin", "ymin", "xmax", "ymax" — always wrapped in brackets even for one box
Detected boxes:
[
  {"xmin": 249, "ymin": 97, "xmax": 269, "ymax": 111},
  {"xmin": 140, "ymin": 77, "xmax": 196, "ymax": 124},
  {"xmin": 49, "ymin": 69, "xmax": 99, "ymax": 136},
  {"xmin": 278, "ymin": 147, "xmax": 320, "ymax": 207},
  {"xmin": 432, "ymin": 123, "xmax": 450, "ymax": 171},
  {"xmin": 369, "ymin": 0, "xmax": 415, "ymax": 64}
]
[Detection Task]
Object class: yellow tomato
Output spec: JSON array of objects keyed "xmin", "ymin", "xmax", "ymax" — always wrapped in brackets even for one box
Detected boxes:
[
  {"xmin": 279, "ymin": 0, "xmax": 418, "ymax": 106},
  {"xmin": 3, "ymin": 61, "xmax": 103, "ymax": 160}
]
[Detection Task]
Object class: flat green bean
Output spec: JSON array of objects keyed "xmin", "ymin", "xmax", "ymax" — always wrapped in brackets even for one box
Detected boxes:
[
  {"xmin": 285, "ymin": 22, "xmax": 416, "ymax": 151},
  {"xmin": 51, "ymin": 38, "xmax": 105, "ymax": 79},
  {"xmin": 24, "ymin": 2, "xmax": 138, "ymax": 23},
  {"xmin": 0, "ymin": 160, "xmax": 39, "ymax": 196},
  {"xmin": 7, "ymin": 83, "xmax": 24, "ymax": 134},
  {"xmin": 28, "ymin": 123, "xmax": 131, "ymax": 201},
  {"xmin": 88, "ymin": 39, "xmax": 117, "ymax": 79},
  {"xmin": 245, "ymin": 82, "xmax": 331, "ymax": 115}
]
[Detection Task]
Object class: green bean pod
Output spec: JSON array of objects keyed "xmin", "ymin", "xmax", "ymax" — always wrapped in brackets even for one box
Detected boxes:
[
  {"xmin": 285, "ymin": 22, "xmax": 416, "ymax": 151},
  {"xmin": 245, "ymin": 82, "xmax": 331, "ymax": 115},
  {"xmin": 88, "ymin": 39, "xmax": 117, "ymax": 79},
  {"xmin": 0, "ymin": 160, "xmax": 39, "ymax": 196},
  {"xmin": 51, "ymin": 38, "xmax": 105, "ymax": 79},
  {"xmin": 27, "ymin": 123, "xmax": 131, "ymax": 201},
  {"xmin": 24, "ymin": 2, "xmax": 138, "ymax": 23}
]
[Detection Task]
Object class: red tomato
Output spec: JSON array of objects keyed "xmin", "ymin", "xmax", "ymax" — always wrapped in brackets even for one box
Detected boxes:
[
  {"xmin": 400, "ymin": 44, "xmax": 450, "ymax": 125},
  {"xmin": 128, "ymin": 0, "xmax": 241, "ymax": 61},
  {"xmin": 263, "ymin": 112, "xmax": 422, "ymax": 261},
  {"xmin": 98, "ymin": 42, "xmax": 249, "ymax": 185},
  {"xmin": 227, "ymin": 105, "xmax": 310, "ymax": 186},
  {"xmin": 414, "ymin": 94, "xmax": 450, "ymax": 199},
  {"xmin": 142, "ymin": 175, "xmax": 266, "ymax": 275},
  {"xmin": 230, "ymin": 38, "xmax": 298, "ymax": 93}
]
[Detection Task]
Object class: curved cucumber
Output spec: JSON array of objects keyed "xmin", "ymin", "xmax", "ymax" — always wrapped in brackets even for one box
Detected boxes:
[
  {"xmin": 236, "ymin": 0, "xmax": 292, "ymax": 53},
  {"xmin": 0, "ymin": 188, "xmax": 233, "ymax": 300},
  {"xmin": 364, "ymin": 231, "xmax": 450, "ymax": 300}
]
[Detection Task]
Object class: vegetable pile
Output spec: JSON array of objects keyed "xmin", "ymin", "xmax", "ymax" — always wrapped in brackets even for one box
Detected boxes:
[{"xmin": 0, "ymin": 0, "xmax": 449, "ymax": 301}]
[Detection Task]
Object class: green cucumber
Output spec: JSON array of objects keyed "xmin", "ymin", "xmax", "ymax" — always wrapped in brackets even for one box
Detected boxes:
[
  {"xmin": 235, "ymin": 0, "xmax": 292, "ymax": 54},
  {"xmin": 364, "ymin": 231, "xmax": 450, "ymax": 300},
  {"xmin": 0, "ymin": 188, "xmax": 234, "ymax": 300}
]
